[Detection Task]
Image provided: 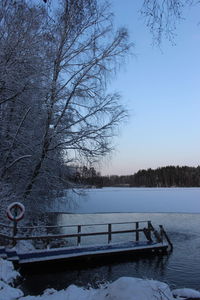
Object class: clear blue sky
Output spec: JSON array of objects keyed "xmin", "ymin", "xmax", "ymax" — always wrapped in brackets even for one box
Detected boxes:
[{"xmin": 101, "ymin": 0, "xmax": 200, "ymax": 176}]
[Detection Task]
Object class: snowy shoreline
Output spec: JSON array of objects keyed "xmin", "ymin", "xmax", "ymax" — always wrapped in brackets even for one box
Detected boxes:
[{"xmin": 1, "ymin": 258, "xmax": 200, "ymax": 300}]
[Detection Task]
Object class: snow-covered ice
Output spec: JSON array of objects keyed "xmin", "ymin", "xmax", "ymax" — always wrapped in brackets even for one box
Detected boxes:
[{"xmin": 56, "ymin": 187, "xmax": 200, "ymax": 214}]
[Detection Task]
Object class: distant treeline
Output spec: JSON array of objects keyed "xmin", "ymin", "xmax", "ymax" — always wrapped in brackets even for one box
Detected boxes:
[{"xmin": 80, "ymin": 166, "xmax": 200, "ymax": 187}]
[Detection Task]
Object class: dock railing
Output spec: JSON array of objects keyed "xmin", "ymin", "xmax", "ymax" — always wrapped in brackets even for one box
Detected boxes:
[{"xmin": 0, "ymin": 220, "xmax": 173, "ymax": 251}]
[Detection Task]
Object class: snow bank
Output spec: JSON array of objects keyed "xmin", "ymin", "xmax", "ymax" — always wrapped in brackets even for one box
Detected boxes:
[
  {"xmin": 21, "ymin": 286, "xmax": 95, "ymax": 300},
  {"xmin": 0, "ymin": 258, "xmax": 19, "ymax": 284},
  {"xmin": 172, "ymin": 287, "xmax": 200, "ymax": 298},
  {"xmin": 21, "ymin": 277, "xmax": 173, "ymax": 300},
  {"xmin": 94, "ymin": 277, "xmax": 173, "ymax": 300},
  {"xmin": 0, "ymin": 280, "xmax": 23, "ymax": 300},
  {"xmin": 0, "ymin": 259, "xmax": 23, "ymax": 300}
]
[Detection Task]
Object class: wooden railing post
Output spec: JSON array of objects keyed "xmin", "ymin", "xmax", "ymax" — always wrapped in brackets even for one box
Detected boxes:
[
  {"xmin": 147, "ymin": 221, "xmax": 152, "ymax": 241},
  {"xmin": 77, "ymin": 225, "xmax": 81, "ymax": 246},
  {"xmin": 108, "ymin": 224, "xmax": 112, "ymax": 244},
  {"xmin": 143, "ymin": 221, "xmax": 153, "ymax": 243},
  {"xmin": 159, "ymin": 225, "xmax": 164, "ymax": 243},
  {"xmin": 136, "ymin": 222, "xmax": 139, "ymax": 242}
]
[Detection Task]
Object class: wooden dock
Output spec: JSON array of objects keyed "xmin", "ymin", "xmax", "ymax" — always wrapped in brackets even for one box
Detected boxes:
[{"xmin": 0, "ymin": 220, "xmax": 172, "ymax": 266}]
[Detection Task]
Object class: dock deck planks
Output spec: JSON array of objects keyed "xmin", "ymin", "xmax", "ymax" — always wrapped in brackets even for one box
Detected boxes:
[{"xmin": 17, "ymin": 241, "xmax": 168, "ymax": 265}]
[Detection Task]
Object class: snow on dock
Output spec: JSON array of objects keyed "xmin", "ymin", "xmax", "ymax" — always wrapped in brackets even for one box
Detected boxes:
[{"xmin": 18, "ymin": 241, "xmax": 169, "ymax": 265}]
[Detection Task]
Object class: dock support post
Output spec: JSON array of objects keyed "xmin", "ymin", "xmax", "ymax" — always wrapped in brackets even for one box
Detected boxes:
[
  {"xmin": 136, "ymin": 222, "xmax": 139, "ymax": 242},
  {"xmin": 108, "ymin": 224, "xmax": 112, "ymax": 244},
  {"xmin": 77, "ymin": 225, "xmax": 81, "ymax": 246}
]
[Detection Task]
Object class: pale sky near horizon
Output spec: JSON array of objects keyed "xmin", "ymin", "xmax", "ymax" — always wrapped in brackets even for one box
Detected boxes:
[{"xmin": 100, "ymin": 1, "xmax": 200, "ymax": 176}]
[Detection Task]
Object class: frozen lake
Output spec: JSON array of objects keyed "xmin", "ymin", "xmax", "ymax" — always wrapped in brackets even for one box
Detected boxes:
[{"xmin": 54, "ymin": 187, "xmax": 200, "ymax": 213}]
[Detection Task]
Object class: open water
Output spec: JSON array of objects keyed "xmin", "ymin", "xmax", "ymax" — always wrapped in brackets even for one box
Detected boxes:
[{"xmin": 20, "ymin": 188, "xmax": 200, "ymax": 295}]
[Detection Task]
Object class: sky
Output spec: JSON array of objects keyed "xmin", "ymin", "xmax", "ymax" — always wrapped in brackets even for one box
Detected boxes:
[{"xmin": 101, "ymin": 0, "xmax": 200, "ymax": 176}]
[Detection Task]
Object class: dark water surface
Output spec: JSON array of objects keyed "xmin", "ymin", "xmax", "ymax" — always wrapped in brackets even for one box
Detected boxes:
[{"xmin": 19, "ymin": 212, "xmax": 200, "ymax": 295}]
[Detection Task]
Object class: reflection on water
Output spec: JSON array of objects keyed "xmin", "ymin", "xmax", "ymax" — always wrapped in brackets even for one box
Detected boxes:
[{"xmin": 20, "ymin": 212, "xmax": 200, "ymax": 295}]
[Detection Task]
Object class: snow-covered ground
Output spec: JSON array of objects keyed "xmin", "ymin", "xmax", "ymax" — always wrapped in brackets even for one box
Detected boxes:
[{"xmin": 1, "ymin": 259, "xmax": 200, "ymax": 300}]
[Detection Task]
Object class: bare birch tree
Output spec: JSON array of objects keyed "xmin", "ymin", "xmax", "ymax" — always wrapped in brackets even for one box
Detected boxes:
[
  {"xmin": 0, "ymin": 0, "xmax": 131, "ymax": 207},
  {"xmin": 22, "ymin": 0, "xmax": 131, "ymax": 201},
  {"xmin": 141, "ymin": 0, "xmax": 197, "ymax": 45},
  {"xmin": 0, "ymin": 1, "xmax": 49, "ymax": 203}
]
